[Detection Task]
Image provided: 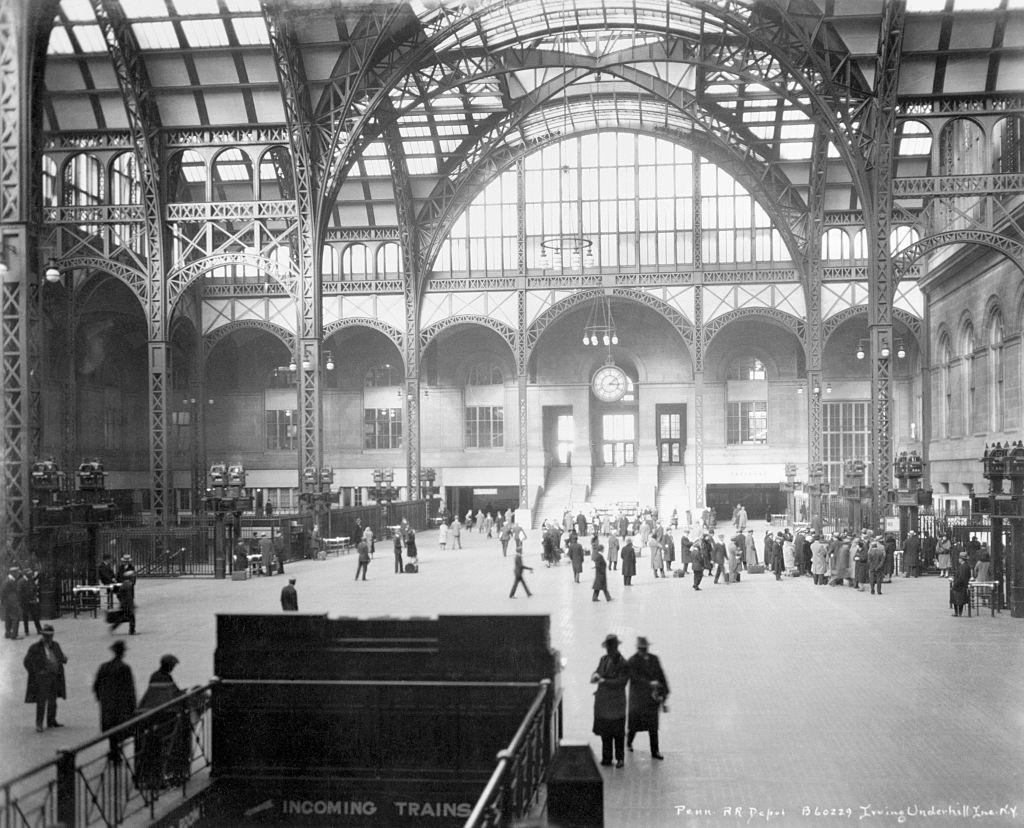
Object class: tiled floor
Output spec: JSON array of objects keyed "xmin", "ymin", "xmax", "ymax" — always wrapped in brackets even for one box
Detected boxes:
[{"xmin": 2, "ymin": 522, "xmax": 1022, "ymax": 826}]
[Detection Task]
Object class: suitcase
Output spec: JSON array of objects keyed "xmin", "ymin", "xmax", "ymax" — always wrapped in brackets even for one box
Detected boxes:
[
  {"xmin": 105, "ymin": 609, "xmax": 126, "ymax": 626},
  {"xmin": 404, "ymin": 562, "xmax": 418, "ymax": 573},
  {"xmin": 747, "ymin": 564, "xmax": 766, "ymax": 574}
]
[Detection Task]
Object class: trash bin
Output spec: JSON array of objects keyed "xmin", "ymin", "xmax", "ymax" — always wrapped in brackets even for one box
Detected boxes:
[{"xmin": 546, "ymin": 743, "xmax": 603, "ymax": 827}]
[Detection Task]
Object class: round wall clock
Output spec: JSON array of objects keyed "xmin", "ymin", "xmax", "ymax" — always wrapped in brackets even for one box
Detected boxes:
[{"xmin": 591, "ymin": 363, "xmax": 628, "ymax": 402}]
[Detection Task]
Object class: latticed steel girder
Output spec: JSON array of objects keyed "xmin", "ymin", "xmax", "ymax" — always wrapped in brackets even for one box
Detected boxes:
[
  {"xmin": 313, "ymin": 0, "xmax": 872, "ymax": 243},
  {"xmin": 893, "ymin": 173, "xmax": 1024, "ymax": 197},
  {"xmin": 91, "ymin": 0, "xmax": 173, "ymax": 525}
]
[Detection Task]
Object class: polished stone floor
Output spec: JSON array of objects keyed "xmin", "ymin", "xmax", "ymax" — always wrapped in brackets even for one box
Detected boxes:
[{"xmin": 1, "ymin": 522, "xmax": 1022, "ymax": 827}]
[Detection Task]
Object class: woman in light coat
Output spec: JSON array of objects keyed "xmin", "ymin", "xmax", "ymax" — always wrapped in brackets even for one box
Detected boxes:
[{"xmin": 649, "ymin": 536, "xmax": 664, "ymax": 578}]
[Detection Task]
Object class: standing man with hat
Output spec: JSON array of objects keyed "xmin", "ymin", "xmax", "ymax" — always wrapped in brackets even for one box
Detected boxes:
[
  {"xmin": 591, "ymin": 633, "xmax": 630, "ymax": 768},
  {"xmin": 93, "ymin": 640, "xmax": 136, "ymax": 759},
  {"xmin": 626, "ymin": 637, "xmax": 669, "ymax": 760},
  {"xmin": 904, "ymin": 529, "xmax": 921, "ymax": 578},
  {"xmin": 2, "ymin": 566, "xmax": 23, "ymax": 639},
  {"xmin": 259, "ymin": 532, "xmax": 274, "ymax": 576},
  {"xmin": 23, "ymin": 625, "xmax": 67, "ymax": 732},
  {"xmin": 951, "ymin": 550, "xmax": 972, "ymax": 617},
  {"xmin": 280, "ymin": 578, "xmax": 298, "ymax": 611}
]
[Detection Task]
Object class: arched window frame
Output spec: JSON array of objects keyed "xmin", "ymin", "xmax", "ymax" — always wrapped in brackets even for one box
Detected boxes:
[
  {"xmin": 962, "ymin": 324, "xmax": 976, "ymax": 436},
  {"xmin": 939, "ymin": 335, "xmax": 952, "ymax": 439},
  {"xmin": 322, "ymin": 244, "xmax": 341, "ymax": 281},
  {"xmin": 822, "ymin": 228, "xmax": 851, "ymax": 261},
  {"xmin": 342, "ymin": 243, "xmax": 370, "ymax": 280},
  {"xmin": 211, "ymin": 147, "xmax": 254, "ymax": 202},
  {"xmin": 988, "ymin": 312, "xmax": 1005, "ymax": 432},
  {"xmin": 377, "ymin": 242, "xmax": 403, "ymax": 278},
  {"xmin": 727, "ymin": 356, "xmax": 767, "ymax": 381}
]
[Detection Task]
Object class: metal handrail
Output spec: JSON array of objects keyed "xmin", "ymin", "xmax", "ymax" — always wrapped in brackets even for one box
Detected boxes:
[
  {"xmin": 1, "ymin": 681, "xmax": 217, "ymax": 828},
  {"xmin": 464, "ymin": 678, "xmax": 557, "ymax": 828}
]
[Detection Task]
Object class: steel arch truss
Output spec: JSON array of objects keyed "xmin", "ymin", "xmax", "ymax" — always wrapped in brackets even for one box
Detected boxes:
[
  {"xmin": 322, "ymin": 317, "xmax": 404, "ymax": 355},
  {"xmin": 167, "ymin": 253, "xmax": 294, "ymax": 313},
  {"xmin": 525, "ymin": 288, "xmax": 695, "ymax": 372},
  {"xmin": 419, "ymin": 314, "xmax": 517, "ymax": 361},
  {"xmin": 203, "ymin": 319, "xmax": 296, "ymax": 361},
  {"xmin": 701, "ymin": 306, "xmax": 806, "ymax": 355},
  {"xmin": 318, "ymin": 0, "xmax": 870, "ymax": 242},
  {"xmin": 821, "ymin": 305, "xmax": 922, "ymax": 348},
  {"xmin": 894, "ymin": 230, "xmax": 1024, "ymax": 282}
]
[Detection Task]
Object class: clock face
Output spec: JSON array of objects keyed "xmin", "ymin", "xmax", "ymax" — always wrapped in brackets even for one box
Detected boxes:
[{"xmin": 592, "ymin": 365, "xmax": 627, "ymax": 402}]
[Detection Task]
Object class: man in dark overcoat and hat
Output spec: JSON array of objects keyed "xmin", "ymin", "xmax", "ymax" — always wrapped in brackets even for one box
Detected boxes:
[
  {"xmin": 24, "ymin": 624, "xmax": 67, "ymax": 732},
  {"xmin": 626, "ymin": 637, "xmax": 669, "ymax": 760},
  {"xmin": 93, "ymin": 639, "xmax": 137, "ymax": 758},
  {"xmin": 591, "ymin": 633, "xmax": 630, "ymax": 768}
]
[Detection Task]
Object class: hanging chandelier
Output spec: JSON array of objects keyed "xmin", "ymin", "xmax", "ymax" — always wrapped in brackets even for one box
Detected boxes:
[
  {"xmin": 538, "ymin": 234, "xmax": 595, "ymax": 270},
  {"xmin": 582, "ymin": 295, "xmax": 618, "ymax": 347}
]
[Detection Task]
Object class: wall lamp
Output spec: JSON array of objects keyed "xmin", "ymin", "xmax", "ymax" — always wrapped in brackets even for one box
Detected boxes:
[
  {"xmin": 0, "ymin": 243, "xmax": 16, "ymax": 274},
  {"xmin": 857, "ymin": 336, "xmax": 906, "ymax": 360},
  {"xmin": 44, "ymin": 259, "xmax": 62, "ymax": 283},
  {"xmin": 797, "ymin": 380, "xmax": 831, "ymax": 396}
]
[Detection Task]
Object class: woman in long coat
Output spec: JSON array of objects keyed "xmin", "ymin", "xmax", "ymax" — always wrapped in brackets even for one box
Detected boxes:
[
  {"xmin": 744, "ymin": 531, "xmax": 758, "ymax": 568},
  {"xmin": 620, "ymin": 538, "xmax": 637, "ymax": 586},
  {"xmin": 831, "ymin": 540, "xmax": 851, "ymax": 586},
  {"xmin": 677, "ymin": 534, "xmax": 692, "ymax": 574},
  {"xmin": 591, "ymin": 635, "xmax": 629, "ymax": 767},
  {"xmin": 606, "ymin": 533, "xmax": 620, "ymax": 571},
  {"xmin": 649, "ymin": 536, "xmax": 664, "ymax": 578},
  {"xmin": 568, "ymin": 538, "xmax": 584, "ymax": 582}
]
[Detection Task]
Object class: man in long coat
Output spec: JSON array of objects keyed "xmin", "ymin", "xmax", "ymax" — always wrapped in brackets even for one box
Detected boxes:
[
  {"xmin": 626, "ymin": 637, "xmax": 669, "ymax": 760},
  {"xmin": 591, "ymin": 634, "xmax": 629, "ymax": 767},
  {"xmin": 567, "ymin": 536, "xmax": 585, "ymax": 583},
  {"xmin": 24, "ymin": 625, "xmax": 67, "ymax": 731},
  {"xmin": 280, "ymin": 578, "xmax": 298, "ymax": 610},
  {"xmin": 620, "ymin": 538, "xmax": 637, "ymax": 586},
  {"xmin": 591, "ymin": 545, "xmax": 611, "ymax": 601},
  {"xmin": 93, "ymin": 639, "xmax": 136, "ymax": 758},
  {"xmin": 904, "ymin": 530, "xmax": 921, "ymax": 578}
]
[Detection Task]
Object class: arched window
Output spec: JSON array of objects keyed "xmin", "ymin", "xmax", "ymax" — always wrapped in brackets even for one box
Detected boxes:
[
  {"xmin": 212, "ymin": 148, "xmax": 254, "ymax": 201},
  {"xmin": 259, "ymin": 146, "xmax": 292, "ymax": 200},
  {"xmin": 940, "ymin": 119, "xmax": 986, "ymax": 229},
  {"xmin": 377, "ymin": 242, "xmax": 403, "ymax": 278},
  {"xmin": 364, "ymin": 363, "xmax": 402, "ymax": 387},
  {"xmin": 852, "ymin": 229, "xmax": 869, "ymax": 259},
  {"xmin": 63, "ymin": 153, "xmax": 103, "ymax": 207},
  {"xmin": 466, "ymin": 362, "xmax": 504, "ymax": 385},
  {"xmin": 465, "ymin": 361, "xmax": 504, "ymax": 449},
  {"xmin": 989, "ymin": 312, "xmax": 1004, "ymax": 432},
  {"xmin": 167, "ymin": 149, "xmax": 207, "ymax": 202},
  {"xmin": 728, "ymin": 356, "xmax": 767, "ymax": 381},
  {"xmin": 992, "ymin": 116, "xmax": 1024, "ymax": 174},
  {"xmin": 322, "ymin": 244, "xmax": 340, "ymax": 282},
  {"xmin": 939, "ymin": 335, "xmax": 952, "ymax": 439},
  {"xmin": 890, "ymin": 225, "xmax": 919, "ymax": 254},
  {"xmin": 963, "ymin": 324, "xmax": 976, "ymax": 436},
  {"xmin": 110, "ymin": 152, "xmax": 140, "ymax": 205},
  {"xmin": 822, "ymin": 228, "xmax": 851, "ymax": 261},
  {"xmin": 342, "ymin": 243, "xmax": 370, "ymax": 280},
  {"xmin": 41, "ymin": 156, "xmax": 59, "ymax": 208}
]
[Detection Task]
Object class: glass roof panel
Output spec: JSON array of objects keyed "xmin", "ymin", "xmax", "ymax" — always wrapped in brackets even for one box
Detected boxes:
[
  {"xmin": 71, "ymin": 24, "xmax": 107, "ymax": 53},
  {"xmin": 231, "ymin": 17, "xmax": 270, "ymax": 45},
  {"xmin": 225, "ymin": 0, "xmax": 262, "ymax": 10},
  {"xmin": 48, "ymin": 27, "xmax": 74, "ymax": 55},
  {"xmin": 119, "ymin": 0, "xmax": 173, "ymax": 18},
  {"xmin": 59, "ymin": 0, "xmax": 96, "ymax": 22},
  {"xmin": 171, "ymin": 0, "xmax": 221, "ymax": 13},
  {"xmin": 181, "ymin": 19, "xmax": 229, "ymax": 47},
  {"xmin": 132, "ymin": 21, "xmax": 180, "ymax": 50}
]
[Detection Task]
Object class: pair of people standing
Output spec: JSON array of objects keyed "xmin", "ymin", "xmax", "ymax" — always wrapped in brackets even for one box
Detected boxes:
[{"xmin": 591, "ymin": 634, "xmax": 669, "ymax": 767}]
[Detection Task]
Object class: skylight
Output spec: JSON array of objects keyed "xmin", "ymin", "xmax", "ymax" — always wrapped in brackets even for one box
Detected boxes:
[
  {"xmin": 132, "ymin": 21, "xmax": 179, "ymax": 50},
  {"xmin": 231, "ymin": 17, "xmax": 270, "ymax": 45},
  {"xmin": 119, "ymin": 0, "xmax": 172, "ymax": 18},
  {"xmin": 181, "ymin": 19, "xmax": 229, "ymax": 47},
  {"xmin": 171, "ymin": 0, "xmax": 221, "ymax": 13},
  {"xmin": 59, "ymin": 0, "xmax": 96, "ymax": 22},
  {"xmin": 71, "ymin": 24, "xmax": 107, "ymax": 53}
]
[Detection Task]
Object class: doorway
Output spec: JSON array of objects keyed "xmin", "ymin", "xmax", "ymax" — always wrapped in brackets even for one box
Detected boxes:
[
  {"xmin": 656, "ymin": 404, "xmax": 685, "ymax": 466},
  {"xmin": 543, "ymin": 406, "xmax": 574, "ymax": 466}
]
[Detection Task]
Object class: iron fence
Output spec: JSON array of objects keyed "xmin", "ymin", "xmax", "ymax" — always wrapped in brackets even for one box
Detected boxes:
[
  {"xmin": 1, "ymin": 682, "xmax": 215, "ymax": 828},
  {"xmin": 464, "ymin": 679, "xmax": 560, "ymax": 828}
]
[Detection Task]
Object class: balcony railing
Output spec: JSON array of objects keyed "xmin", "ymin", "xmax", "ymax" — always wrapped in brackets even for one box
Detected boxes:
[{"xmin": 1, "ymin": 682, "xmax": 215, "ymax": 828}]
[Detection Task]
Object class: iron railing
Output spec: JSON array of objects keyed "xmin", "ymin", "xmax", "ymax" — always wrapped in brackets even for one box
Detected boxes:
[
  {"xmin": 464, "ymin": 679, "xmax": 561, "ymax": 828},
  {"xmin": 1, "ymin": 681, "xmax": 216, "ymax": 828}
]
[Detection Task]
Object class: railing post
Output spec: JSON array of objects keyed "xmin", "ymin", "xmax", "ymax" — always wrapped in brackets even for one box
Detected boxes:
[
  {"xmin": 56, "ymin": 748, "xmax": 76, "ymax": 828},
  {"xmin": 540, "ymin": 678, "xmax": 552, "ymax": 761}
]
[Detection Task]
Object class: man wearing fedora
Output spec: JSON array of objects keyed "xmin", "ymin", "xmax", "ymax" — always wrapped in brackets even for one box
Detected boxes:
[
  {"xmin": 23, "ymin": 625, "xmax": 68, "ymax": 732},
  {"xmin": 2, "ymin": 566, "xmax": 22, "ymax": 639},
  {"xmin": 93, "ymin": 640, "xmax": 136, "ymax": 759},
  {"xmin": 591, "ymin": 633, "xmax": 629, "ymax": 768},
  {"xmin": 627, "ymin": 637, "xmax": 669, "ymax": 760},
  {"xmin": 950, "ymin": 550, "xmax": 972, "ymax": 617},
  {"xmin": 280, "ymin": 578, "xmax": 298, "ymax": 611}
]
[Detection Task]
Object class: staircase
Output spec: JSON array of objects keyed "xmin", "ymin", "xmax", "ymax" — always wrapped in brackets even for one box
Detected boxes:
[
  {"xmin": 588, "ymin": 466, "xmax": 640, "ymax": 510},
  {"xmin": 656, "ymin": 465, "xmax": 690, "ymax": 522},
  {"xmin": 533, "ymin": 467, "xmax": 573, "ymax": 528}
]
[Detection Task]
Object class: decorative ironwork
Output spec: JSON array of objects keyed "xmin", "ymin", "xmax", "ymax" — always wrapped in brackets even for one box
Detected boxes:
[
  {"xmin": 805, "ymin": 127, "xmax": 829, "ymax": 495},
  {"xmin": 324, "ymin": 279, "xmax": 405, "ymax": 294},
  {"xmin": 822, "ymin": 305, "xmax": 923, "ymax": 346},
  {"xmin": 203, "ymin": 319, "xmax": 296, "ymax": 359},
  {"xmin": 167, "ymin": 253, "xmax": 291, "ymax": 311},
  {"xmin": 164, "ymin": 125, "xmax": 290, "ymax": 147},
  {"xmin": 165, "ymin": 200, "xmax": 298, "ymax": 222},
  {"xmin": 893, "ymin": 173, "xmax": 1024, "ymax": 197},
  {"xmin": 419, "ymin": 314, "xmax": 517, "ymax": 354},
  {"xmin": 324, "ymin": 226, "xmax": 401, "ymax": 243},
  {"xmin": 895, "ymin": 230, "xmax": 1024, "ymax": 281},
  {"xmin": 322, "ymin": 316, "xmax": 403, "ymax": 351},
  {"xmin": 701, "ymin": 306, "xmax": 806, "ymax": 351}
]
